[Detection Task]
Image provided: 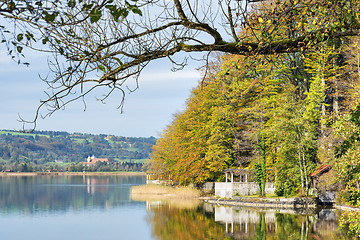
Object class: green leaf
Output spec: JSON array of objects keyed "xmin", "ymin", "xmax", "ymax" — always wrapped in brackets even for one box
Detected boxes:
[
  {"xmin": 17, "ymin": 34, "xmax": 23, "ymax": 42},
  {"xmin": 98, "ymin": 65, "xmax": 106, "ymax": 72},
  {"xmin": 105, "ymin": 5, "xmax": 116, "ymax": 11},
  {"xmin": 113, "ymin": 57, "xmax": 123, "ymax": 65},
  {"xmin": 42, "ymin": 37, "xmax": 49, "ymax": 44},
  {"xmin": 44, "ymin": 11, "xmax": 57, "ymax": 22},
  {"xmin": 122, "ymin": 9, "xmax": 129, "ymax": 18},
  {"xmin": 108, "ymin": 7, "xmax": 121, "ymax": 21},
  {"xmin": 25, "ymin": 31, "xmax": 35, "ymax": 41},
  {"xmin": 132, "ymin": 8, "xmax": 142, "ymax": 16},
  {"xmin": 82, "ymin": 4, "xmax": 94, "ymax": 11},
  {"xmin": 90, "ymin": 7, "xmax": 102, "ymax": 23},
  {"xmin": 68, "ymin": 0, "xmax": 76, "ymax": 8},
  {"xmin": 7, "ymin": 1, "xmax": 16, "ymax": 11}
]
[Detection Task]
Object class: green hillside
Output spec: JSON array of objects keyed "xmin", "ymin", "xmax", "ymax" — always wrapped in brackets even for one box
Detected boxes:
[{"xmin": 0, "ymin": 130, "xmax": 156, "ymax": 172}]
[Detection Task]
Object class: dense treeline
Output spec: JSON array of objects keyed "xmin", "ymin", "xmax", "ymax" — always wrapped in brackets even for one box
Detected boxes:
[
  {"xmin": 148, "ymin": 0, "xmax": 360, "ymax": 211},
  {"xmin": 149, "ymin": 40, "xmax": 355, "ymax": 191},
  {"xmin": 0, "ymin": 161, "xmax": 144, "ymax": 173},
  {"xmin": 0, "ymin": 130, "xmax": 156, "ymax": 172}
]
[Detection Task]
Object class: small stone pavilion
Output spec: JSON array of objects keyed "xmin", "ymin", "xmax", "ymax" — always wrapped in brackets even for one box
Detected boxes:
[{"xmin": 215, "ymin": 169, "xmax": 275, "ymax": 198}]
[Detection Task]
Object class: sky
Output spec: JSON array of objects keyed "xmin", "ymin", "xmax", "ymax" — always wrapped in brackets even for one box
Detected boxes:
[
  {"xmin": 0, "ymin": 49, "xmax": 202, "ymax": 137},
  {"xmin": 0, "ymin": 1, "xmax": 236, "ymax": 138}
]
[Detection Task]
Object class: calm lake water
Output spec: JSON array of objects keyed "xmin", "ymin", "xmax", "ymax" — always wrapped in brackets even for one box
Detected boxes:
[{"xmin": 0, "ymin": 175, "xmax": 354, "ymax": 240}]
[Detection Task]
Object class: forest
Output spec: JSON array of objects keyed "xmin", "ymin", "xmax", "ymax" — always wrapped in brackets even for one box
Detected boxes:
[
  {"xmin": 147, "ymin": 1, "xmax": 360, "ymax": 234},
  {"xmin": 0, "ymin": 130, "xmax": 156, "ymax": 172}
]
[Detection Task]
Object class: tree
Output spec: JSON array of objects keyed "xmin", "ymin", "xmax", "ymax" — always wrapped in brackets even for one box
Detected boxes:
[
  {"xmin": 1, "ymin": 0, "xmax": 360, "ymax": 126},
  {"xmin": 254, "ymin": 134, "xmax": 266, "ymax": 197},
  {"xmin": 148, "ymin": 66, "xmax": 242, "ymax": 185},
  {"xmin": 0, "ymin": 0, "xmax": 141, "ymax": 58}
]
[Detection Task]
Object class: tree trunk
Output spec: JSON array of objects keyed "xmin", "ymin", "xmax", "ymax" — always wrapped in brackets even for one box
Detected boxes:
[
  {"xmin": 298, "ymin": 144, "xmax": 305, "ymax": 194},
  {"xmin": 320, "ymin": 47, "xmax": 326, "ymax": 138},
  {"xmin": 302, "ymin": 150, "xmax": 309, "ymax": 195},
  {"xmin": 333, "ymin": 45, "xmax": 339, "ymax": 119}
]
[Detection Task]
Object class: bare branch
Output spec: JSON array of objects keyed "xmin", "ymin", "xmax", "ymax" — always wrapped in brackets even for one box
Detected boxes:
[{"xmin": 2, "ymin": 0, "xmax": 360, "ymax": 129}]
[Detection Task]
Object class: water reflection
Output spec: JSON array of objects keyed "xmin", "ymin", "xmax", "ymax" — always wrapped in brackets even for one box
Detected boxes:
[
  {"xmin": 138, "ymin": 197, "xmax": 355, "ymax": 240},
  {"xmin": 146, "ymin": 202, "xmax": 227, "ymax": 239},
  {"xmin": 214, "ymin": 206, "xmax": 351, "ymax": 239},
  {"xmin": 0, "ymin": 175, "xmax": 145, "ymax": 215},
  {"xmin": 3, "ymin": 176, "xmax": 353, "ymax": 239},
  {"xmin": 0, "ymin": 175, "xmax": 155, "ymax": 240}
]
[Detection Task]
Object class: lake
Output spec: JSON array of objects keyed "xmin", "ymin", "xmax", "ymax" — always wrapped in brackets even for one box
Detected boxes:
[{"xmin": 0, "ymin": 175, "xmax": 354, "ymax": 239}]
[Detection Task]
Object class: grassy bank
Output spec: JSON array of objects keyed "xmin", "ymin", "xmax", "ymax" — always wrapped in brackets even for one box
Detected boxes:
[{"xmin": 131, "ymin": 184, "xmax": 201, "ymax": 199}]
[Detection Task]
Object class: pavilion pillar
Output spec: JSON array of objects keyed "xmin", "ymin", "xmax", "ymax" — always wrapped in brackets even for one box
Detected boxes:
[
  {"xmin": 245, "ymin": 174, "xmax": 248, "ymax": 183},
  {"xmin": 231, "ymin": 172, "xmax": 234, "ymax": 183},
  {"xmin": 226, "ymin": 173, "xmax": 228, "ymax": 182}
]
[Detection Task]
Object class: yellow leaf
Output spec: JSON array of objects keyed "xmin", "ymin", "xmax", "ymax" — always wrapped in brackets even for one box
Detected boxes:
[
  {"xmin": 267, "ymin": 20, "xmax": 271, "ymax": 24},
  {"xmin": 258, "ymin": 17, "xmax": 263, "ymax": 23},
  {"xmin": 313, "ymin": 19, "xmax": 316, "ymax": 25}
]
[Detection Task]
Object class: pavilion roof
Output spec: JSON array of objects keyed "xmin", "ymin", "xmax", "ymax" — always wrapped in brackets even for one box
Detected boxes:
[
  {"xmin": 309, "ymin": 165, "xmax": 332, "ymax": 178},
  {"xmin": 224, "ymin": 168, "xmax": 274, "ymax": 174}
]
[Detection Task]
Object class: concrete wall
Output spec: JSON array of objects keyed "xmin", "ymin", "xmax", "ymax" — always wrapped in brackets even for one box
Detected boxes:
[
  {"xmin": 146, "ymin": 180, "xmax": 171, "ymax": 185},
  {"xmin": 215, "ymin": 182, "xmax": 275, "ymax": 198},
  {"xmin": 203, "ymin": 182, "xmax": 215, "ymax": 191}
]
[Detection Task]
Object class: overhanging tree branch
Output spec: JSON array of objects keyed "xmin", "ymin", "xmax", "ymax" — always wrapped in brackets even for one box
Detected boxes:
[{"xmin": 1, "ymin": 0, "xmax": 360, "ymax": 129}]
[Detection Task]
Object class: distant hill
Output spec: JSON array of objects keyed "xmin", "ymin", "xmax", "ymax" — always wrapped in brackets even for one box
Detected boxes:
[{"xmin": 0, "ymin": 130, "xmax": 156, "ymax": 171}]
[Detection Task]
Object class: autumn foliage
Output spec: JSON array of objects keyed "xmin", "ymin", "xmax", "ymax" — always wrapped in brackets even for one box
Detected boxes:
[{"xmin": 148, "ymin": 1, "xmax": 360, "ymax": 214}]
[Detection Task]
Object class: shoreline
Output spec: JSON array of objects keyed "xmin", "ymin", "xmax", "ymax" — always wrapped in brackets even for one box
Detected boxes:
[
  {"xmin": 0, "ymin": 171, "xmax": 146, "ymax": 176},
  {"xmin": 206, "ymin": 197, "xmax": 360, "ymax": 212},
  {"xmin": 131, "ymin": 184, "xmax": 360, "ymax": 212},
  {"xmin": 206, "ymin": 197, "xmax": 318, "ymax": 209}
]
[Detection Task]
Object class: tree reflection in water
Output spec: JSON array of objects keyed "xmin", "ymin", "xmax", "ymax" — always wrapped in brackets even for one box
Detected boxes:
[
  {"xmin": 143, "ymin": 201, "xmax": 356, "ymax": 240},
  {"xmin": 146, "ymin": 202, "xmax": 229, "ymax": 240}
]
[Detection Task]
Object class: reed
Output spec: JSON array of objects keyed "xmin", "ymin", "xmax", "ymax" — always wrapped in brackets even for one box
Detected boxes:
[{"xmin": 131, "ymin": 184, "xmax": 201, "ymax": 199}]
